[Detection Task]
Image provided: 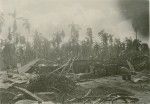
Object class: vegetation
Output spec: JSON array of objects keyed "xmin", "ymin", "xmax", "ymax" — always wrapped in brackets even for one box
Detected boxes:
[
  {"xmin": 0, "ymin": 10, "xmax": 149, "ymax": 104},
  {"xmin": 0, "ymin": 12, "xmax": 149, "ymax": 74}
]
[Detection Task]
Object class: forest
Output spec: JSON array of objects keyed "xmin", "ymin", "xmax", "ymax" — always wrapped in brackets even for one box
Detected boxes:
[
  {"xmin": 0, "ymin": 10, "xmax": 150, "ymax": 104},
  {"xmin": 0, "ymin": 11, "xmax": 149, "ymax": 70}
]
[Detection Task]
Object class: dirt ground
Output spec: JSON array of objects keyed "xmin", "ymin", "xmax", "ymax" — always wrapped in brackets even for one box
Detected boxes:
[
  {"xmin": 78, "ymin": 75, "xmax": 150, "ymax": 104},
  {"xmin": 1, "ymin": 73, "xmax": 150, "ymax": 104}
]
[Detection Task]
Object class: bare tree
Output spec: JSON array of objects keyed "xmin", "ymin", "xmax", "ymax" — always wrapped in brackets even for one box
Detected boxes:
[
  {"xmin": 0, "ymin": 13, "xmax": 4, "ymax": 34},
  {"xmin": 22, "ymin": 19, "xmax": 31, "ymax": 34}
]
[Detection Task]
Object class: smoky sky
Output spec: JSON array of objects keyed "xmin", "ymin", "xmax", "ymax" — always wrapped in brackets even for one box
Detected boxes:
[
  {"xmin": 118, "ymin": 0, "xmax": 149, "ymax": 41},
  {"xmin": 0, "ymin": 0, "xmax": 148, "ymax": 43}
]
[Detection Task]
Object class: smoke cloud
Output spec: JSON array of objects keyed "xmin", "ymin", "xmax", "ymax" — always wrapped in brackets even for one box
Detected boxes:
[{"xmin": 118, "ymin": 0, "xmax": 149, "ymax": 41}]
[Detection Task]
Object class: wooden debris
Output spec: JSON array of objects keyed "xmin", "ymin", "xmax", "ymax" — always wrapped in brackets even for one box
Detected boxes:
[
  {"xmin": 92, "ymin": 92, "xmax": 139, "ymax": 104},
  {"xmin": 26, "ymin": 73, "xmax": 76, "ymax": 96},
  {"xmin": 36, "ymin": 92, "xmax": 54, "ymax": 95},
  {"xmin": 18, "ymin": 59, "xmax": 39, "ymax": 73},
  {"xmin": 14, "ymin": 100, "xmax": 55, "ymax": 104},
  {"xmin": 60, "ymin": 58, "xmax": 72, "ymax": 75},
  {"xmin": 83, "ymin": 89, "xmax": 92, "ymax": 98},
  {"xmin": 127, "ymin": 60, "xmax": 135, "ymax": 72},
  {"xmin": 13, "ymin": 86, "xmax": 44, "ymax": 103},
  {"xmin": 66, "ymin": 57, "xmax": 78, "ymax": 73},
  {"xmin": 49, "ymin": 59, "xmax": 71, "ymax": 75},
  {"xmin": 66, "ymin": 89, "xmax": 92, "ymax": 102},
  {"xmin": 14, "ymin": 99, "xmax": 37, "ymax": 104},
  {"xmin": 92, "ymin": 98, "xmax": 101, "ymax": 104},
  {"xmin": 107, "ymin": 92, "xmax": 131, "ymax": 98},
  {"xmin": 111, "ymin": 96, "xmax": 139, "ymax": 104}
]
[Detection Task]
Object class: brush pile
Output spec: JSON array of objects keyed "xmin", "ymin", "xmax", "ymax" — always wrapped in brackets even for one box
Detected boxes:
[
  {"xmin": 0, "ymin": 58, "xmax": 78, "ymax": 104},
  {"xmin": 27, "ymin": 73, "xmax": 76, "ymax": 94}
]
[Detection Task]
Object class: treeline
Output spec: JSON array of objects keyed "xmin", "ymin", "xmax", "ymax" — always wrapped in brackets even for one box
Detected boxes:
[{"xmin": 0, "ymin": 23, "xmax": 149, "ymax": 71}]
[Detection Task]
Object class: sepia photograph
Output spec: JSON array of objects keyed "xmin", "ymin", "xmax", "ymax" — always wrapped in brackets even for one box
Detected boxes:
[{"xmin": 0, "ymin": 0, "xmax": 149, "ymax": 104}]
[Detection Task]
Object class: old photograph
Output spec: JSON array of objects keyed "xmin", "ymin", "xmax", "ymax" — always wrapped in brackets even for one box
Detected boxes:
[{"xmin": 0, "ymin": 0, "xmax": 149, "ymax": 104}]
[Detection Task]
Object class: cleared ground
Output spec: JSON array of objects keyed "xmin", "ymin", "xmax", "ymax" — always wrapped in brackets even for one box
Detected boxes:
[{"xmin": 78, "ymin": 75, "xmax": 150, "ymax": 104}]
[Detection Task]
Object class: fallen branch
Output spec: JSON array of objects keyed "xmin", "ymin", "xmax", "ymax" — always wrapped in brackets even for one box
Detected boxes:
[
  {"xmin": 13, "ymin": 86, "xmax": 44, "ymax": 103},
  {"xmin": 127, "ymin": 60, "xmax": 135, "ymax": 72},
  {"xmin": 49, "ymin": 58, "xmax": 71, "ymax": 75},
  {"xmin": 111, "ymin": 96, "xmax": 139, "ymax": 104},
  {"xmin": 66, "ymin": 89, "xmax": 92, "ymax": 102},
  {"xmin": 60, "ymin": 58, "xmax": 72, "ymax": 75},
  {"xmin": 66, "ymin": 57, "xmax": 78, "ymax": 74},
  {"xmin": 83, "ymin": 99, "xmax": 90, "ymax": 104},
  {"xmin": 92, "ymin": 98, "xmax": 101, "ymax": 104},
  {"xmin": 18, "ymin": 59, "xmax": 39, "ymax": 73},
  {"xmin": 14, "ymin": 100, "xmax": 55, "ymax": 104},
  {"xmin": 107, "ymin": 92, "xmax": 131, "ymax": 98},
  {"xmin": 67, "ymin": 96, "xmax": 100, "ymax": 102},
  {"xmin": 83, "ymin": 89, "xmax": 92, "ymax": 98},
  {"xmin": 93, "ymin": 92, "xmax": 139, "ymax": 104},
  {"xmin": 36, "ymin": 92, "xmax": 54, "ymax": 95}
]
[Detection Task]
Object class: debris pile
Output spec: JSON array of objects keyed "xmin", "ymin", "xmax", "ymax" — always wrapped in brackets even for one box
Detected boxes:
[
  {"xmin": 0, "ymin": 58, "xmax": 78, "ymax": 104},
  {"xmin": 1, "ymin": 57, "xmax": 149, "ymax": 104},
  {"xmin": 27, "ymin": 74, "xmax": 76, "ymax": 95}
]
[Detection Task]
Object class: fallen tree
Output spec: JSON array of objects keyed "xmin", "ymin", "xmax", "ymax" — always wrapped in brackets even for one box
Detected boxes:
[{"xmin": 13, "ymin": 86, "xmax": 44, "ymax": 103}]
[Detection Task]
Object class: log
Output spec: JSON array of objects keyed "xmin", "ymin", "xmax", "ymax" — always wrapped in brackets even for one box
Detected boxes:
[
  {"xmin": 15, "ymin": 100, "xmax": 55, "ymax": 104},
  {"xmin": 13, "ymin": 86, "xmax": 44, "ymax": 103}
]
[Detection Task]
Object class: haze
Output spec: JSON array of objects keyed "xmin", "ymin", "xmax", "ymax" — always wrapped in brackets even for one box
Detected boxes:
[{"xmin": 0, "ymin": 0, "xmax": 139, "ymax": 41}]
